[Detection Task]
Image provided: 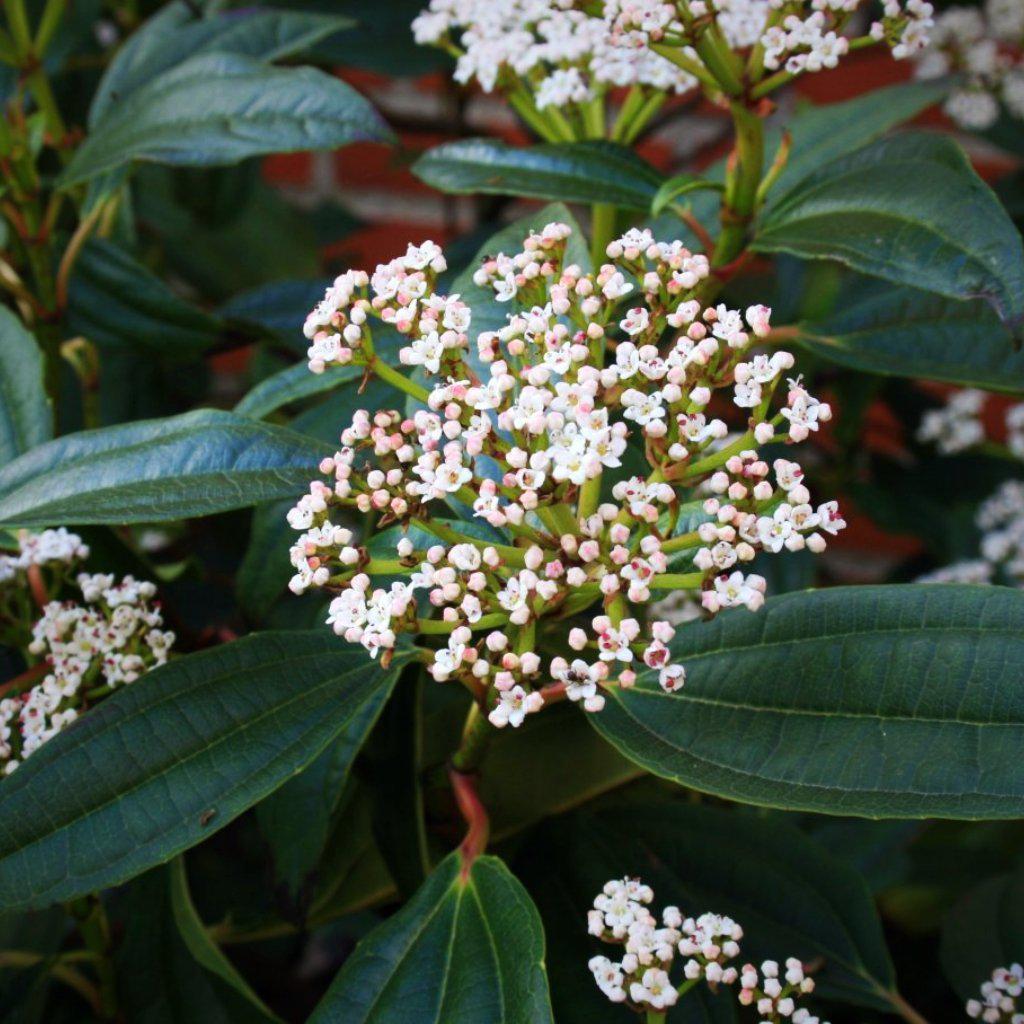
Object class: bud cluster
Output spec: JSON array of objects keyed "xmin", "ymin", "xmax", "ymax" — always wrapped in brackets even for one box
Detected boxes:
[
  {"xmin": 586, "ymin": 876, "xmax": 827, "ymax": 1022},
  {"xmin": 286, "ymin": 223, "xmax": 844, "ymax": 728},
  {"xmin": 914, "ymin": 0, "xmax": 1024, "ymax": 130}
]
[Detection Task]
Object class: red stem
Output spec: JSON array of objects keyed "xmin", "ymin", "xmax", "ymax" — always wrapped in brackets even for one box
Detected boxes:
[
  {"xmin": 26, "ymin": 564, "xmax": 48, "ymax": 609},
  {"xmin": 448, "ymin": 765, "xmax": 489, "ymax": 879},
  {"xmin": 0, "ymin": 661, "xmax": 47, "ymax": 698}
]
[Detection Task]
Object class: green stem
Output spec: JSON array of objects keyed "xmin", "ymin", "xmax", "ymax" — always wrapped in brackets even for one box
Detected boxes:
[
  {"xmin": 416, "ymin": 613, "xmax": 507, "ymax": 635},
  {"xmin": 622, "ymin": 91, "xmax": 667, "ymax": 144},
  {"xmin": 368, "ymin": 355, "xmax": 431, "ymax": 404},
  {"xmin": 450, "ymin": 701, "xmax": 494, "ymax": 774},
  {"xmin": 713, "ymin": 101, "xmax": 765, "ymax": 267},
  {"xmin": 578, "ymin": 473, "xmax": 603, "ymax": 521},
  {"xmin": 507, "ymin": 89, "xmax": 562, "ymax": 142},
  {"xmin": 67, "ymin": 896, "xmax": 116, "ymax": 1021},
  {"xmin": 649, "ymin": 572, "xmax": 704, "ymax": 590},
  {"xmin": 591, "ymin": 203, "xmax": 617, "ymax": 267},
  {"xmin": 610, "ymin": 84, "xmax": 644, "ymax": 141},
  {"xmin": 2, "ymin": 0, "xmax": 30, "ymax": 53}
]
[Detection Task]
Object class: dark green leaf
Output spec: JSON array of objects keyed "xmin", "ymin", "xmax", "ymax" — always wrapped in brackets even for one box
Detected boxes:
[
  {"xmin": 520, "ymin": 802, "xmax": 897, "ymax": 1018},
  {"xmin": 91, "ymin": 5, "xmax": 352, "ymax": 124},
  {"xmin": 591, "ymin": 585, "xmax": 1024, "ymax": 818},
  {"xmin": 651, "ymin": 173, "xmax": 724, "ymax": 216},
  {"xmin": 0, "ymin": 307, "xmax": 50, "ymax": 463},
  {"xmin": 63, "ymin": 53, "xmax": 393, "ymax": 186},
  {"xmin": 135, "ymin": 167, "xmax": 322, "ymax": 301},
  {"xmin": 309, "ymin": 851, "xmax": 553, "ymax": 1023},
  {"xmin": 116, "ymin": 860, "xmax": 279, "ymax": 1023},
  {"xmin": 364, "ymin": 673, "xmax": 430, "ymax": 901},
  {"xmin": 235, "ymin": 362, "xmax": 361, "ymax": 419},
  {"xmin": 68, "ymin": 239, "xmax": 229, "ymax": 354},
  {"xmin": 219, "ymin": 280, "xmax": 329, "ymax": 352},
  {"xmin": 256, "ymin": 673, "xmax": 397, "ymax": 908},
  {"xmin": 0, "ymin": 632, "xmax": 405, "ymax": 910},
  {"xmin": 795, "ymin": 277, "xmax": 1024, "ymax": 392},
  {"xmin": 0, "ymin": 408, "xmax": 330, "ymax": 527},
  {"xmin": 414, "ymin": 139, "xmax": 663, "ymax": 209},
  {"xmin": 940, "ymin": 868, "xmax": 1024, "ymax": 1003},
  {"xmin": 168, "ymin": 858, "xmax": 280, "ymax": 1021},
  {"xmin": 755, "ymin": 133, "xmax": 1024, "ymax": 329},
  {"xmin": 236, "ymin": 499, "xmax": 295, "ymax": 622},
  {"xmin": 483, "ymin": 703, "xmax": 640, "ymax": 842},
  {"xmin": 770, "ymin": 80, "xmax": 952, "ymax": 201}
]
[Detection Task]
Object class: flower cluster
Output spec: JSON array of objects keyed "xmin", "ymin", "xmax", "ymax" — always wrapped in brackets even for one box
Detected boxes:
[
  {"xmin": 413, "ymin": 0, "xmax": 931, "ymax": 129},
  {"xmin": 586, "ymin": 877, "xmax": 827, "ymax": 1022},
  {"xmin": 0, "ymin": 573, "xmax": 174, "ymax": 774},
  {"xmin": 916, "ymin": 391, "xmax": 1024, "ymax": 588},
  {"xmin": 966, "ymin": 964, "xmax": 1024, "ymax": 1022},
  {"xmin": 287, "ymin": 223, "xmax": 844, "ymax": 728},
  {"xmin": 914, "ymin": 0, "xmax": 1024, "ymax": 129},
  {"xmin": 0, "ymin": 527, "xmax": 89, "ymax": 585},
  {"xmin": 412, "ymin": 0, "xmax": 696, "ymax": 112}
]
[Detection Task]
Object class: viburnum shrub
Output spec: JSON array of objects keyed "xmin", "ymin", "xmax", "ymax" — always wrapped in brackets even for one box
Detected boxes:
[{"xmin": 0, "ymin": 0, "xmax": 1022, "ymax": 1021}]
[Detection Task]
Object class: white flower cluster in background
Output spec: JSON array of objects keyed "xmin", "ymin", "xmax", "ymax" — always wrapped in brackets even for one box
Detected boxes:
[
  {"xmin": 586, "ymin": 877, "xmax": 828, "ymax": 1021},
  {"xmin": 0, "ymin": 528, "xmax": 89, "ymax": 585},
  {"xmin": 916, "ymin": 391, "xmax": 1024, "ymax": 588},
  {"xmin": 914, "ymin": 0, "xmax": 1024, "ymax": 129},
  {"xmin": 412, "ymin": 0, "xmax": 933, "ymax": 124},
  {"xmin": 0, "ymin": 572, "xmax": 173, "ymax": 774},
  {"xmin": 412, "ymin": 0, "xmax": 697, "ymax": 110},
  {"xmin": 966, "ymin": 964, "xmax": 1024, "ymax": 1022},
  {"xmin": 288, "ymin": 223, "xmax": 844, "ymax": 728}
]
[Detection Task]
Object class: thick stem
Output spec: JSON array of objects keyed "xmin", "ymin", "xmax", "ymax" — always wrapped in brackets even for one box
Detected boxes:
[
  {"xmin": 713, "ymin": 102, "xmax": 765, "ymax": 268},
  {"xmin": 450, "ymin": 701, "xmax": 494, "ymax": 774},
  {"xmin": 590, "ymin": 203, "xmax": 617, "ymax": 268}
]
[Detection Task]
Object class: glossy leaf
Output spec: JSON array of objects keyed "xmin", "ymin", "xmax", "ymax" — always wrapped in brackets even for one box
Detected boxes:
[
  {"xmin": 769, "ymin": 79, "xmax": 951, "ymax": 201},
  {"xmin": 413, "ymin": 139, "xmax": 663, "ymax": 209},
  {"xmin": 520, "ymin": 803, "xmax": 897, "ymax": 1018},
  {"xmin": 68, "ymin": 239, "xmax": 230, "ymax": 354},
  {"xmin": 168, "ymin": 858, "xmax": 281, "ymax": 1022},
  {"xmin": 755, "ymin": 133, "xmax": 1024, "ymax": 329},
  {"xmin": 591, "ymin": 585, "xmax": 1024, "ymax": 818},
  {"xmin": 482, "ymin": 703, "xmax": 641, "ymax": 841},
  {"xmin": 116, "ymin": 860, "xmax": 280, "ymax": 1023},
  {"xmin": 220, "ymin": 279, "xmax": 329, "ymax": 352},
  {"xmin": 940, "ymin": 868, "xmax": 1024, "ymax": 1003},
  {"xmin": 91, "ymin": 4, "xmax": 352, "ymax": 124},
  {"xmin": 0, "ymin": 632, "xmax": 405, "ymax": 910},
  {"xmin": 309, "ymin": 851, "xmax": 553, "ymax": 1023},
  {"xmin": 63, "ymin": 53, "xmax": 393, "ymax": 186},
  {"xmin": 0, "ymin": 408, "xmax": 330, "ymax": 527},
  {"xmin": 235, "ymin": 362, "xmax": 361, "ymax": 419},
  {"xmin": 134, "ymin": 167, "xmax": 322, "ymax": 302},
  {"xmin": 255, "ymin": 677, "xmax": 396, "ymax": 907},
  {"xmin": 0, "ymin": 306, "xmax": 50, "ymax": 463},
  {"xmin": 794, "ymin": 278, "xmax": 1024, "ymax": 392}
]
